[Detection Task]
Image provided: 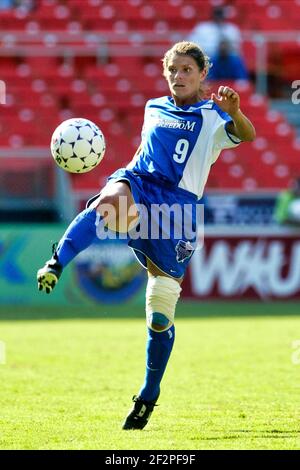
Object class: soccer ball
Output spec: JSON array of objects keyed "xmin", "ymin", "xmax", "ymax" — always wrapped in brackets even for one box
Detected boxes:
[{"xmin": 50, "ymin": 118, "xmax": 106, "ymax": 173}]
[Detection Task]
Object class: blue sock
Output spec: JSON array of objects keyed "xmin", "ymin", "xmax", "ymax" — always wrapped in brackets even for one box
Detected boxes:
[
  {"xmin": 139, "ymin": 324, "xmax": 175, "ymax": 402},
  {"xmin": 56, "ymin": 207, "xmax": 102, "ymax": 267}
]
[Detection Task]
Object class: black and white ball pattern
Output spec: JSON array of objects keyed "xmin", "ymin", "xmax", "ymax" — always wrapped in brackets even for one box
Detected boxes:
[{"xmin": 51, "ymin": 118, "xmax": 106, "ymax": 173}]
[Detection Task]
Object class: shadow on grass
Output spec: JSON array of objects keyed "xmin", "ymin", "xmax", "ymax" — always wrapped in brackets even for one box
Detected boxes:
[{"xmin": 0, "ymin": 301, "xmax": 299, "ymax": 321}]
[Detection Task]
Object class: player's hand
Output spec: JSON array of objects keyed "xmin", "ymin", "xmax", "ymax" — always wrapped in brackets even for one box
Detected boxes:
[{"xmin": 211, "ymin": 86, "xmax": 240, "ymax": 117}]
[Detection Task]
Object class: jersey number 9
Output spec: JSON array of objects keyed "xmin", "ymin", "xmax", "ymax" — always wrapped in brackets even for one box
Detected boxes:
[{"xmin": 173, "ymin": 139, "xmax": 189, "ymax": 163}]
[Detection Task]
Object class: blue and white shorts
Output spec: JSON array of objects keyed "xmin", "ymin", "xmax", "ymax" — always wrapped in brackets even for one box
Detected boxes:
[{"xmin": 88, "ymin": 168, "xmax": 202, "ymax": 279}]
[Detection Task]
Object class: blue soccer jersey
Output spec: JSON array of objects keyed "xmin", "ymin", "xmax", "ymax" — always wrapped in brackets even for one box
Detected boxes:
[
  {"xmin": 95, "ymin": 95, "xmax": 244, "ymax": 277},
  {"xmin": 127, "ymin": 96, "xmax": 241, "ymax": 199}
]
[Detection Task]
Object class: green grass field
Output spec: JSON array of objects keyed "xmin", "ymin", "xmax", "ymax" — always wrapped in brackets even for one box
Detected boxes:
[{"xmin": 0, "ymin": 302, "xmax": 300, "ymax": 450}]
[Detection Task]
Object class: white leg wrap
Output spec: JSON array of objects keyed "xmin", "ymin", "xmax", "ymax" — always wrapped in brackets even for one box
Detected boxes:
[{"xmin": 146, "ymin": 276, "xmax": 182, "ymax": 330}]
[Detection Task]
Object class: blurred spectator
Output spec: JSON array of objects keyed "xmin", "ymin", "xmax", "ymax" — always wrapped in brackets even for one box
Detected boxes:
[
  {"xmin": 187, "ymin": 6, "xmax": 242, "ymax": 58},
  {"xmin": 13, "ymin": 0, "xmax": 36, "ymax": 11},
  {"xmin": 0, "ymin": 0, "xmax": 14, "ymax": 9},
  {"xmin": 274, "ymin": 177, "xmax": 300, "ymax": 226},
  {"xmin": 209, "ymin": 39, "xmax": 249, "ymax": 81}
]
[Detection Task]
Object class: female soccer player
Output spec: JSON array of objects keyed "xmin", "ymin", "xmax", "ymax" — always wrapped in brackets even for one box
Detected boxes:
[{"xmin": 37, "ymin": 41, "xmax": 255, "ymax": 430}]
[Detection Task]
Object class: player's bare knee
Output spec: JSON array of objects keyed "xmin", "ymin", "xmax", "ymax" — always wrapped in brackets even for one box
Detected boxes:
[
  {"xmin": 96, "ymin": 192, "xmax": 118, "ymax": 212},
  {"xmin": 96, "ymin": 184, "xmax": 138, "ymax": 232},
  {"xmin": 95, "ymin": 192, "xmax": 120, "ymax": 228}
]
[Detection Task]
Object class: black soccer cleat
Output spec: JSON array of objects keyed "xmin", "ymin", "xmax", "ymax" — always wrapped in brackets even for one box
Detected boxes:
[
  {"xmin": 122, "ymin": 395, "xmax": 159, "ymax": 430},
  {"xmin": 37, "ymin": 243, "xmax": 63, "ymax": 294}
]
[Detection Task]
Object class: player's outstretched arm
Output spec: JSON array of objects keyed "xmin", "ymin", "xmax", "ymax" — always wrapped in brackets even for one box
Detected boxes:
[{"xmin": 211, "ymin": 86, "xmax": 256, "ymax": 142}]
